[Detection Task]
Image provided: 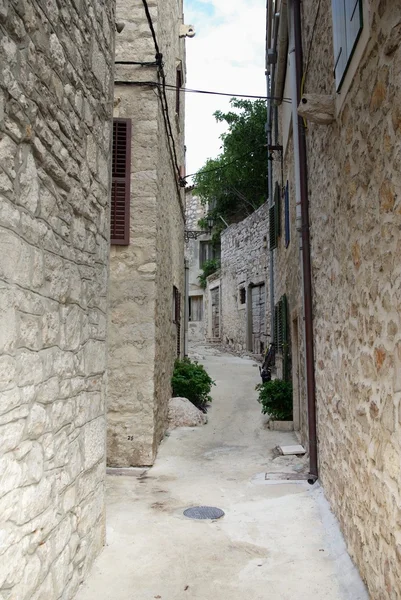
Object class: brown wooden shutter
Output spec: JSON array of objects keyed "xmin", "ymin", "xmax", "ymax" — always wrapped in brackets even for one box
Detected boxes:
[{"xmin": 111, "ymin": 118, "xmax": 131, "ymax": 245}]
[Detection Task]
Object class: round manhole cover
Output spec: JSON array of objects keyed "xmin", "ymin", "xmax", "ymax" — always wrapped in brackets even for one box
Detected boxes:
[{"xmin": 183, "ymin": 506, "xmax": 225, "ymax": 520}]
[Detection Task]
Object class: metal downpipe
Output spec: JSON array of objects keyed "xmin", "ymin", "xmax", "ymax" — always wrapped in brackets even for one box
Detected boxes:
[{"xmin": 292, "ymin": 0, "xmax": 318, "ymax": 481}]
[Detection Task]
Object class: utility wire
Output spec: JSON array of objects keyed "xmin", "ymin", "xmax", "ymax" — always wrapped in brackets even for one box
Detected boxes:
[
  {"xmin": 141, "ymin": 0, "xmax": 185, "ymax": 216},
  {"xmin": 184, "ymin": 147, "xmax": 266, "ymax": 180},
  {"xmin": 165, "ymin": 84, "xmax": 292, "ymax": 103},
  {"xmin": 115, "ymin": 60, "xmax": 158, "ymax": 67},
  {"xmin": 114, "ymin": 79, "xmax": 292, "ymax": 103},
  {"xmin": 140, "ymin": 0, "xmax": 161, "ymax": 59}
]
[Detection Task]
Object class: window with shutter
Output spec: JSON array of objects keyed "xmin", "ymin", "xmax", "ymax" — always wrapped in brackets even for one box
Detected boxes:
[
  {"xmin": 111, "ymin": 118, "xmax": 131, "ymax": 245},
  {"xmin": 281, "ymin": 295, "xmax": 290, "ymax": 381},
  {"xmin": 331, "ymin": 0, "xmax": 363, "ymax": 90},
  {"xmin": 173, "ymin": 286, "xmax": 182, "ymax": 357},
  {"xmin": 269, "ymin": 182, "xmax": 281, "ymax": 250},
  {"xmin": 274, "ymin": 295, "xmax": 291, "ymax": 380},
  {"xmin": 176, "ymin": 67, "xmax": 183, "ymax": 116},
  {"xmin": 284, "ymin": 181, "xmax": 290, "ymax": 248},
  {"xmin": 269, "ymin": 205, "xmax": 277, "ymax": 250}
]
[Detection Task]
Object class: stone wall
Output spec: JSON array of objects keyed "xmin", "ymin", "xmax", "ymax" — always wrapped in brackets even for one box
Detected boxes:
[
  {"xmin": 276, "ymin": 0, "xmax": 401, "ymax": 596},
  {"xmin": 108, "ymin": 0, "xmax": 185, "ymax": 467},
  {"xmin": 153, "ymin": 0, "xmax": 185, "ymax": 452},
  {"xmin": 0, "ymin": 2, "xmax": 115, "ymax": 599},
  {"xmin": 185, "ymin": 190, "xmax": 206, "ymax": 343},
  {"xmin": 204, "ymin": 270, "xmax": 221, "ymax": 341},
  {"xmin": 220, "ymin": 203, "xmax": 270, "ymax": 354}
]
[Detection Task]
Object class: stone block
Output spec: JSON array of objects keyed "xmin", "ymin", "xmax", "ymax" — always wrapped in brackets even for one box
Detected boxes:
[
  {"xmin": 0, "ymin": 354, "xmax": 16, "ymax": 391},
  {"xmin": 168, "ymin": 397, "xmax": 207, "ymax": 429},
  {"xmin": 0, "ymin": 420, "xmax": 25, "ymax": 454},
  {"xmin": 268, "ymin": 420, "xmax": 294, "ymax": 432},
  {"xmin": 83, "ymin": 417, "xmax": 105, "ymax": 470}
]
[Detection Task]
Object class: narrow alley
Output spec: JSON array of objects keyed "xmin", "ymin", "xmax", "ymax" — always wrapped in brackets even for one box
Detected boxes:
[{"xmin": 76, "ymin": 345, "xmax": 367, "ymax": 600}]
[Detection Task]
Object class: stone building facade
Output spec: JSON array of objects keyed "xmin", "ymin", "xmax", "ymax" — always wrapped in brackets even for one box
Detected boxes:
[
  {"xmin": 0, "ymin": 2, "xmax": 115, "ymax": 599},
  {"xmin": 185, "ymin": 190, "xmax": 208, "ymax": 343},
  {"xmin": 220, "ymin": 203, "xmax": 270, "ymax": 355},
  {"xmin": 108, "ymin": 0, "xmax": 187, "ymax": 467},
  {"xmin": 268, "ymin": 0, "xmax": 401, "ymax": 596},
  {"xmin": 204, "ymin": 269, "xmax": 221, "ymax": 342}
]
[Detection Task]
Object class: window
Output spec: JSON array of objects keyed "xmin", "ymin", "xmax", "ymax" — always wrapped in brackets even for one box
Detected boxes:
[
  {"xmin": 284, "ymin": 181, "xmax": 290, "ymax": 248},
  {"xmin": 274, "ymin": 295, "xmax": 290, "ymax": 380},
  {"xmin": 331, "ymin": 0, "xmax": 363, "ymax": 90},
  {"xmin": 239, "ymin": 287, "xmax": 246, "ymax": 305},
  {"xmin": 172, "ymin": 286, "xmax": 180, "ymax": 324},
  {"xmin": 173, "ymin": 286, "xmax": 181, "ymax": 357},
  {"xmin": 269, "ymin": 182, "xmax": 281, "ymax": 250},
  {"xmin": 189, "ymin": 296, "xmax": 203, "ymax": 321},
  {"xmin": 176, "ymin": 67, "xmax": 182, "ymax": 116},
  {"xmin": 111, "ymin": 118, "xmax": 131, "ymax": 245},
  {"xmin": 199, "ymin": 241, "xmax": 220, "ymax": 267}
]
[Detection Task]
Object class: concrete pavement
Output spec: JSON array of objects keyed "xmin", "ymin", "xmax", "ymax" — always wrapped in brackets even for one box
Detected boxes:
[{"xmin": 76, "ymin": 344, "xmax": 368, "ymax": 600}]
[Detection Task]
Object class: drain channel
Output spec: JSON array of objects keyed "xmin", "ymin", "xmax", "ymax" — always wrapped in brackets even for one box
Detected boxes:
[{"xmin": 183, "ymin": 506, "xmax": 225, "ymax": 520}]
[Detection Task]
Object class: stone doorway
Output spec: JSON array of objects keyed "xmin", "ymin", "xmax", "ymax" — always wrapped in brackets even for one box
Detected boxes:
[{"xmin": 250, "ymin": 284, "xmax": 266, "ymax": 355}]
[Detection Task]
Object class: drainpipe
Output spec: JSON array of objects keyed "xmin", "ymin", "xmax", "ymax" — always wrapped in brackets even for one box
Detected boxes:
[
  {"xmin": 291, "ymin": 0, "xmax": 318, "ymax": 482},
  {"xmin": 184, "ymin": 258, "xmax": 189, "ymax": 357}
]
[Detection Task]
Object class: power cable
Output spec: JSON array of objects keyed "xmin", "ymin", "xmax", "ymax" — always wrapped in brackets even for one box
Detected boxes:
[
  {"xmin": 115, "ymin": 60, "xmax": 158, "ymax": 67},
  {"xmin": 184, "ymin": 147, "xmax": 266, "ymax": 180},
  {"xmin": 165, "ymin": 84, "xmax": 292, "ymax": 103},
  {"xmin": 114, "ymin": 79, "xmax": 292, "ymax": 103},
  {"xmin": 140, "ymin": 0, "xmax": 161, "ymax": 60},
  {"xmin": 141, "ymin": 0, "xmax": 185, "ymax": 215},
  {"xmin": 153, "ymin": 86, "xmax": 186, "ymax": 219}
]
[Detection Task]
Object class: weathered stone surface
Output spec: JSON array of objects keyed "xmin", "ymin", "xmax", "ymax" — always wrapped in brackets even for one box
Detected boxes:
[
  {"xmin": 108, "ymin": 0, "xmax": 186, "ymax": 467},
  {"xmin": 0, "ymin": 1, "xmax": 115, "ymax": 598},
  {"xmin": 185, "ymin": 191, "xmax": 207, "ymax": 343},
  {"xmin": 168, "ymin": 397, "xmax": 208, "ymax": 429},
  {"xmin": 274, "ymin": 1, "xmax": 401, "ymax": 598},
  {"xmin": 220, "ymin": 203, "xmax": 270, "ymax": 354},
  {"xmin": 297, "ymin": 94, "xmax": 336, "ymax": 124}
]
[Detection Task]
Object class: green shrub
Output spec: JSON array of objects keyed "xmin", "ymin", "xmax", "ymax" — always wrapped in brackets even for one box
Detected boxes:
[
  {"xmin": 198, "ymin": 258, "xmax": 220, "ymax": 289},
  {"xmin": 172, "ymin": 358, "xmax": 215, "ymax": 412},
  {"xmin": 256, "ymin": 379, "xmax": 293, "ymax": 421}
]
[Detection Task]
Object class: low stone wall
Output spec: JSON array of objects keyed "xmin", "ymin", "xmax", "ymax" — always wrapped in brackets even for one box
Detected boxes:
[{"xmin": 0, "ymin": 2, "xmax": 114, "ymax": 599}]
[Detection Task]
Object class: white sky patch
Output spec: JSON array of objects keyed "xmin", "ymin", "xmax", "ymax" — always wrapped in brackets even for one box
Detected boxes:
[{"xmin": 183, "ymin": 0, "xmax": 267, "ymax": 179}]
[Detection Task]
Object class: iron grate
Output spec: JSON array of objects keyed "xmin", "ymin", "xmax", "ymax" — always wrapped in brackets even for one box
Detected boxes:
[{"xmin": 183, "ymin": 506, "xmax": 225, "ymax": 520}]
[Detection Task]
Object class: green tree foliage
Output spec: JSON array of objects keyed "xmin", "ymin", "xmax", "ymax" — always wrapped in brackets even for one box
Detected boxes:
[
  {"xmin": 198, "ymin": 258, "xmax": 220, "ymax": 289},
  {"xmin": 193, "ymin": 98, "xmax": 267, "ymax": 225}
]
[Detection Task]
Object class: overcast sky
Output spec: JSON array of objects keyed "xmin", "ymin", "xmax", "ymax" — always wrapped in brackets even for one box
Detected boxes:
[{"xmin": 183, "ymin": 0, "xmax": 267, "ymax": 180}]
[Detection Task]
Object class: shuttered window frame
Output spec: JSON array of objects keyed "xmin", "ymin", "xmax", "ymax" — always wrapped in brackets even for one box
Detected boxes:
[
  {"xmin": 284, "ymin": 180, "xmax": 290, "ymax": 248},
  {"xmin": 111, "ymin": 118, "xmax": 131, "ymax": 245},
  {"xmin": 274, "ymin": 295, "xmax": 290, "ymax": 381},
  {"xmin": 331, "ymin": 0, "xmax": 363, "ymax": 90},
  {"xmin": 269, "ymin": 182, "xmax": 281, "ymax": 250}
]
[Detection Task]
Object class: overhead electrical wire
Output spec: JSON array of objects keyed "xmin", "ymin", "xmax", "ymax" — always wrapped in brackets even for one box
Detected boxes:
[
  {"xmin": 139, "ymin": 0, "xmax": 290, "ymax": 195},
  {"xmin": 141, "ymin": 0, "xmax": 185, "ymax": 217},
  {"xmin": 114, "ymin": 79, "xmax": 292, "ymax": 103},
  {"xmin": 184, "ymin": 147, "xmax": 266, "ymax": 180}
]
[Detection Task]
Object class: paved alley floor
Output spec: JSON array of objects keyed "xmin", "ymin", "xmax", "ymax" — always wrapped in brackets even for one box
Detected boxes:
[{"xmin": 76, "ymin": 345, "xmax": 367, "ymax": 600}]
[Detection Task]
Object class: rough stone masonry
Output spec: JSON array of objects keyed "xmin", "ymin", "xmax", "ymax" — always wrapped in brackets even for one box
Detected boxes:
[
  {"xmin": 108, "ymin": 0, "xmax": 186, "ymax": 467},
  {"xmin": 0, "ymin": 2, "xmax": 115, "ymax": 599}
]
